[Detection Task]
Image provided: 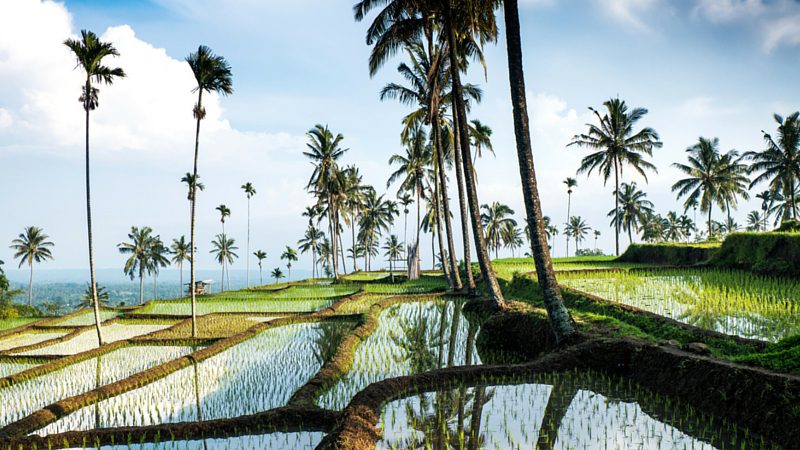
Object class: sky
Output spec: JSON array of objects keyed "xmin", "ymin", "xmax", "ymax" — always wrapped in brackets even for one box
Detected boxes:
[{"xmin": 0, "ymin": 0, "xmax": 798, "ymax": 277}]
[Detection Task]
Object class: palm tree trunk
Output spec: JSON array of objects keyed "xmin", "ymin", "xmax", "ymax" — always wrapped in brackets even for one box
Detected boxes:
[
  {"xmin": 566, "ymin": 192, "xmax": 571, "ymax": 257},
  {"xmin": 329, "ymin": 208, "xmax": 339, "ymax": 279},
  {"xmin": 84, "ymin": 81, "xmax": 104, "ymax": 345},
  {"xmin": 28, "ymin": 261, "xmax": 33, "ymax": 307},
  {"xmin": 446, "ymin": 14, "xmax": 504, "ymax": 305},
  {"xmin": 190, "ymin": 89, "xmax": 203, "ymax": 338},
  {"xmin": 434, "ymin": 118, "xmax": 462, "ymax": 290},
  {"xmin": 339, "ymin": 231, "xmax": 347, "ymax": 274},
  {"xmin": 433, "ymin": 171, "xmax": 452, "ymax": 284},
  {"xmin": 179, "ymin": 261, "xmax": 184, "ymax": 298},
  {"xmin": 614, "ymin": 158, "xmax": 620, "ymax": 256},
  {"xmin": 708, "ymin": 205, "xmax": 713, "ymax": 237},
  {"xmin": 220, "ymin": 263, "xmax": 225, "ymax": 292},
  {"xmin": 246, "ymin": 198, "xmax": 250, "ymax": 288},
  {"xmin": 503, "ymin": 0, "xmax": 575, "ymax": 342},
  {"xmin": 351, "ymin": 222, "xmax": 358, "ymax": 272},
  {"xmin": 449, "ymin": 107, "xmax": 476, "ymax": 294},
  {"xmin": 138, "ymin": 267, "xmax": 144, "ymax": 305}
]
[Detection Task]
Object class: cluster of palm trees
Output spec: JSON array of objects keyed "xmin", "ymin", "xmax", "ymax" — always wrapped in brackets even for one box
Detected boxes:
[
  {"xmin": 352, "ymin": 0, "xmax": 577, "ymax": 343},
  {"xmin": 565, "ymin": 107, "xmax": 799, "ymax": 249}
]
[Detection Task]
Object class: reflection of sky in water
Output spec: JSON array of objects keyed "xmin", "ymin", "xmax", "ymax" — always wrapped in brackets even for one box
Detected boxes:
[
  {"xmin": 65, "ymin": 432, "xmax": 325, "ymax": 450},
  {"xmin": 38, "ymin": 323, "xmax": 334, "ymax": 434},
  {"xmin": 379, "ymin": 382, "xmax": 769, "ymax": 450}
]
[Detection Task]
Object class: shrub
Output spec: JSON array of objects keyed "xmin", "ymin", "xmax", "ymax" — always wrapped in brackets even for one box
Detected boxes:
[
  {"xmin": 575, "ymin": 248, "xmax": 605, "ymax": 257},
  {"xmin": 710, "ymin": 232, "xmax": 800, "ymax": 277},
  {"xmin": 775, "ymin": 219, "xmax": 800, "ymax": 232},
  {"xmin": 617, "ymin": 242, "xmax": 720, "ymax": 265}
]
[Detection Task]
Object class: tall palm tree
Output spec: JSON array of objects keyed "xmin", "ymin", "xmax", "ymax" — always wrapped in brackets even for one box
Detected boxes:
[
  {"xmin": 563, "ymin": 177, "xmax": 578, "ymax": 257},
  {"xmin": 747, "ymin": 211, "xmax": 764, "ymax": 232},
  {"xmin": 383, "ymin": 234, "xmax": 403, "ymax": 283},
  {"xmin": 186, "ymin": 45, "xmax": 233, "ymax": 337},
  {"xmin": 501, "ymin": 223, "xmax": 524, "ymax": 258},
  {"xmin": 397, "ymin": 193, "xmax": 413, "ymax": 253},
  {"xmin": 271, "ymin": 267, "xmax": 284, "ymax": 284},
  {"xmin": 717, "ymin": 149, "xmax": 751, "ymax": 226},
  {"xmin": 10, "ymin": 226, "xmax": 54, "ymax": 306},
  {"xmin": 593, "ymin": 230, "xmax": 601, "ymax": 251},
  {"xmin": 118, "ymin": 226, "xmax": 154, "ymax": 305},
  {"xmin": 281, "ymin": 246, "xmax": 298, "ymax": 281},
  {"xmin": 170, "ymin": 236, "xmax": 191, "ymax": 296},
  {"xmin": 564, "ymin": 216, "xmax": 591, "ymax": 253},
  {"xmin": 568, "ymin": 98, "xmax": 662, "ymax": 256},
  {"xmin": 64, "ymin": 29, "xmax": 125, "ymax": 346},
  {"xmin": 253, "ymin": 250, "xmax": 267, "ymax": 285},
  {"xmin": 241, "ymin": 182, "xmax": 256, "ymax": 287},
  {"xmin": 663, "ymin": 212, "xmax": 683, "ymax": 242},
  {"xmin": 672, "ymin": 137, "xmax": 728, "ymax": 237},
  {"xmin": 298, "ymin": 226, "xmax": 324, "ymax": 278},
  {"xmin": 746, "ymin": 112, "xmax": 800, "ymax": 222},
  {"xmin": 209, "ymin": 234, "xmax": 238, "ymax": 292},
  {"xmin": 480, "ymin": 202, "xmax": 516, "ymax": 259},
  {"xmin": 181, "ymin": 173, "xmax": 205, "ymax": 202},
  {"xmin": 304, "ymin": 124, "xmax": 348, "ymax": 279},
  {"xmin": 388, "ymin": 125, "xmax": 432, "ymax": 277},
  {"xmin": 469, "ymin": 119, "xmax": 495, "ymax": 162},
  {"xmin": 608, "ymin": 182, "xmax": 654, "ymax": 244},
  {"xmin": 215, "ymin": 204, "xmax": 231, "ymax": 235}
]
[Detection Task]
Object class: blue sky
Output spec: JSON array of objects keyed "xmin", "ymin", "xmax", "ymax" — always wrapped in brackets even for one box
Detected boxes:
[{"xmin": 0, "ymin": 0, "xmax": 798, "ymax": 276}]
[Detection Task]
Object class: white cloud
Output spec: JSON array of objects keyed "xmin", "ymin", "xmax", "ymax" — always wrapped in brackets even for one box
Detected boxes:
[
  {"xmin": 0, "ymin": 109, "xmax": 12, "ymax": 128},
  {"xmin": 692, "ymin": 0, "xmax": 800, "ymax": 52},
  {"xmin": 763, "ymin": 14, "xmax": 800, "ymax": 52},
  {"xmin": 677, "ymin": 97, "xmax": 744, "ymax": 119},
  {"xmin": 595, "ymin": 0, "xmax": 660, "ymax": 32},
  {"xmin": 693, "ymin": 0, "xmax": 765, "ymax": 22}
]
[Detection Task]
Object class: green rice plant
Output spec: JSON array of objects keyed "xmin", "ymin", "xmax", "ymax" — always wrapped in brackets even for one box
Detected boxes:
[
  {"xmin": 342, "ymin": 272, "xmax": 393, "ymax": 282},
  {"xmin": 317, "ymin": 299, "xmax": 479, "ymax": 410},
  {"xmin": 0, "ymin": 331, "xmax": 69, "ymax": 352},
  {"xmin": 16, "ymin": 323, "xmax": 175, "ymax": 356},
  {"xmin": 332, "ymin": 295, "xmax": 389, "ymax": 315},
  {"xmin": 37, "ymin": 322, "xmax": 349, "ymax": 434},
  {"xmin": 559, "ymin": 268, "xmax": 800, "ymax": 341},
  {"xmin": 132, "ymin": 298, "xmax": 334, "ymax": 316},
  {"xmin": 360, "ymin": 277, "xmax": 448, "ymax": 295},
  {"xmin": 0, "ymin": 345, "xmax": 194, "ymax": 428},
  {"xmin": 0, "ymin": 318, "xmax": 39, "ymax": 332},
  {"xmin": 377, "ymin": 370, "xmax": 779, "ymax": 450}
]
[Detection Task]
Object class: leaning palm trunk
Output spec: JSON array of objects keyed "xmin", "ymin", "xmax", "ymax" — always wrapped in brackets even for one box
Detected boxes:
[
  {"xmin": 189, "ymin": 89, "xmax": 203, "ymax": 337},
  {"xmin": 446, "ymin": 16, "xmax": 504, "ymax": 305},
  {"xmin": 84, "ymin": 83, "xmax": 104, "ymax": 345},
  {"xmin": 433, "ymin": 163, "xmax": 453, "ymax": 286},
  {"xmin": 329, "ymin": 208, "xmax": 339, "ymax": 279},
  {"xmin": 434, "ymin": 118, "xmax": 462, "ymax": 290},
  {"xmin": 503, "ymin": 0, "xmax": 575, "ymax": 342}
]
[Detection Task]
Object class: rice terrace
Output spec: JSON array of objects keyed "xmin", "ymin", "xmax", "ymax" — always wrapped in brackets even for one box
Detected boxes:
[{"xmin": 0, "ymin": 0, "xmax": 799, "ymax": 449}]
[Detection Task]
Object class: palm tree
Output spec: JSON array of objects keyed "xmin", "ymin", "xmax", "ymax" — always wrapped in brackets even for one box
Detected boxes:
[
  {"xmin": 241, "ymin": 182, "xmax": 256, "ymax": 287},
  {"xmin": 663, "ymin": 212, "xmax": 684, "ymax": 242},
  {"xmin": 469, "ymin": 119, "xmax": 495, "ymax": 163},
  {"xmin": 397, "ymin": 194, "xmax": 414, "ymax": 251},
  {"xmin": 215, "ymin": 204, "xmax": 231, "ymax": 235},
  {"xmin": 568, "ymin": 97, "xmax": 662, "ymax": 256},
  {"xmin": 253, "ymin": 250, "xmax": 267, "ymax": 285},
  {"xmin": 564, "ymin": 216, "xmax": 591, "ymax": 253},
  {"xmin": 210, "ymin": 234, "xmax": 238, "ymax": 292},
  {"xmin": 501, "ymin": 223, "xmax": 524, "ymax": 258},
  {"xmin": 298, "ymin": 226, "xmax": 324, "ymax": 278},
  {"xmin": 672, "ymin": 137, "xmax": 728, "ymax": 237},
  {"xmin": 593, "ymin": 230, "xmax": 601, "ymax": 251},
  {"xmin": 717, "ymin": 149, "xmax": 751, "ymax": 227},
  {"xmin": 480, "ymin": 202, "xmax": 516, "ymax": 259},
  {"xmin": 118, "ymin": 226, "xmax": 153, "ymax": 305},
  {"xmin": 64, "ymin": 30, "xmax": 125, "ymax": 346},
  {"xmin": 181, "ymin": 173, "xmax": 205, "ymax": 202},
  {"xmin": 10, "ymin": 226, "xmax": 54, "ymax": 306},
  {"xmin": 563, "ymin": 177, "xmax": 578, "ymax": 257},
  {"xmin": 383, "ymin": 235, "xmax": 403, "ymax": 283},
  {"xmin": 608, "ymin": 182, "xmax": 654, "ymax": 244},
  {"xmin": 79, "ymin": 283, "xmax": 109, "ymax": 309},
  {"xmin": 281, "ymin": 246, "xmax": 298, "ymax": 281},
  {"xmin": 678, "ymin": 215, "xmax": 696, "ymax": 242},
  {"xmin": 746, "ymin": 112, "xmax": 800, "ymax": 222},
  {"xmin": 271, "ymin": 267, "xmax": 285, "ymax": 284},
  {"xmin": 358, "ymin": 190, "xmax": 396, "ymax": 271},
  {"xmin": 147, "ymin": 236, "xmax": 170, "ymax": 300},
  {"xmin": 186, "ymin": 45, "xmax": 233, "ymax": 337},
  {"xmin": 170, "ymin": 236, "xmax": 191, "ymax": 297},
  {"xmin": 755, "ymin": 190, "xmax": 773, "ymax": 231},
  {"xmin": 388, "ymin": 125, "xmax": 432, "ymax": 277},
  {"xmin": 304, "ymin": 124, "xmax": 348, "ymax": 279},
  {"xmin": 747, "ymin": 211, "xmax": 764, "ymax": 232}
]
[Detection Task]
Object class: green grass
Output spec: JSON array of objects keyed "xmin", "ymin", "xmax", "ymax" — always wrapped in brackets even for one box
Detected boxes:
[{"xmin": 0, "ymin": 318, "xmax": 39, "ymax": 332}]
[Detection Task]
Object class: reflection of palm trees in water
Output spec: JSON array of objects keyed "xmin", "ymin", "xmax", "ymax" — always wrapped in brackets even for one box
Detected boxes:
[
  {"xmin": 535, "ymin": 380, "xmax": 578, "ymax": 450},
  {"xmin": 94, "ymin": 354, "xmax": 102, "ymax": 429},
  {"xmin": 190, "ymin": 347, "xmax": 210, "ymax": 450},
  {"xmin": 313, "ymin": 321, "xmax": 351, "ymax": 365},
  {"xmin": 392, "ymin": 307, "xmax": 438, "ymax": 373}
]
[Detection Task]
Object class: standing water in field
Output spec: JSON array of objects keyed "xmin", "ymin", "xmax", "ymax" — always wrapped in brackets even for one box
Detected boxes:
[
  {"xmin": 560, "ymin": 268, "xmax": 800, "ymax": 341},
  {"xmin": 318, "ymin": 299, "xmax": 481, "ymax": 410},
  {"xmin": 37, "ymin": 321, "xmax": 351, "ymax": 434},
  {"xmin": 377, "ymin": 371, "xmax": 779, "ymax": 450}
]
